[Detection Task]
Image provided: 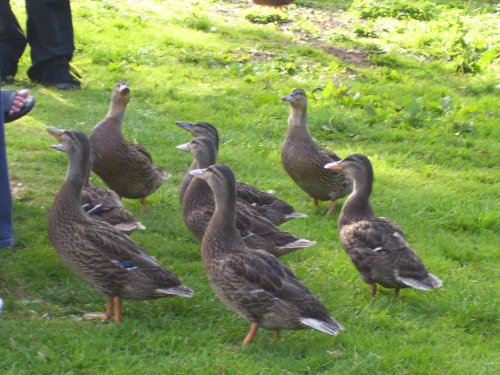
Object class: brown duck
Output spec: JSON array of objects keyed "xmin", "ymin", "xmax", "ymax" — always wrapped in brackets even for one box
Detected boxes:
[
  {"xmin": 51, "ymin": 136, "xmax": 144, "ymax": 234},
  {"xmin": 191, "ymin": 164, "xmax": 343, "ymax": 345},
  {"xmin": 89, "ymin": 83, "xmax": 169, "ymax": 211},
  {"xmin": 80, "ymin": 185, "xmax": 145, "ymax": 234},
  {"xmin": 47, "ymin": 128, "xmax": 193, "ymax": 322},
  {"xmin": 325, "ymin": 154, "xmax": 443, "ymax": 297},
  {"xmin": 177, "ymin": 137, "xmax": 315, "ymax": 257},
  {"xmin": 282, "ymin": 89, "xmax": 352, "ymax": 215},
  {"xmin": 176, "ymin": 121, "xmax": 305, "ymax": 225}
]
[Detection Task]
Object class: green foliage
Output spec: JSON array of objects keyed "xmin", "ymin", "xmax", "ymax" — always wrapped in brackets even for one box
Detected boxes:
[
  {"xmin": 245, "ymin": 9, "xmax": 289, "ymax": 24},
  {"xmin": 1, "ymin": 0, "xmax": 498, "ymax": 374},
  {"xmin": 352, "ymin": 0, "xmax": 440, "ymax": 20}
]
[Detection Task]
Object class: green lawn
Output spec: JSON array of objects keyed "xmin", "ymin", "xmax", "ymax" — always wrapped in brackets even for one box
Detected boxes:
[{"xmin": 1, "ymin": 0, "xmax": 498, "ymax": 374}]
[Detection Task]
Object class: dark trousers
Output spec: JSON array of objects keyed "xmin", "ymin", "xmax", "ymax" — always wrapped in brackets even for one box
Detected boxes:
[
  {"xmin": 0, "ymin": 0, "xmax": 74, "ymax": 76},
  {"xmin": 0, "ymin": 81, "xmax": 14, "ymax": 248}
]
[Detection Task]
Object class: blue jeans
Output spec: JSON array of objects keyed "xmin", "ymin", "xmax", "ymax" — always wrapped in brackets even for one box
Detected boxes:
[{"xmin": 0, "ymin": 84, "xmax": 14, "ymax": 248}]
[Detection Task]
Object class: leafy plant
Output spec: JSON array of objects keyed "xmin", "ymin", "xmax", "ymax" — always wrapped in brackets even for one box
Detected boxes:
[{"xmin": 352, "ymin": 0, "xmax": 439, "ymax": 21}]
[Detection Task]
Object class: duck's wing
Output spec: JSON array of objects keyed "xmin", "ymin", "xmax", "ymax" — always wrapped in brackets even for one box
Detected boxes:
[
  {"xmin": 344, "ymin": 218, "xmax": 408, "ymax": 253},
  {"xmin": 78, "ymin": 221, "xmax": 160, "ymax": 268},
  {"xmin": 218, "ymin": 250, "xmax": 310, "ymax": 303},
  {"xmin": 128, "ymin": 142, "xmax": 153, "ymax": 163},
  {"xmin": 318, "ymin": 146, "xmax": 342, "ymax": 163}
]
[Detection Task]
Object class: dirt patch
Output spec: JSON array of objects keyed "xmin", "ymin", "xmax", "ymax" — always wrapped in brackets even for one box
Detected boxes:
[
  {"xmin": 213, "ymin": 1, "xmax": 369, "ymax": 66},
  {"xmin": 10, "ymin": 182, "xmax": 25, "ymax": 197}
]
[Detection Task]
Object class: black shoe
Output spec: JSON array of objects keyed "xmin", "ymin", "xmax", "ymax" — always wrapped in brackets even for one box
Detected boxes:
[
  {"xmin": 28, "ymin": 57, "xmax": 81, "ymax": 90},
  {"xmin": 0, "ymin": 57, "xmax": 18, "ymax": 83}
]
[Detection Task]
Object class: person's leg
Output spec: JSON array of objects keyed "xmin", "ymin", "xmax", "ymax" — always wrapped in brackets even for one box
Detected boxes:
[
  {"xmin": 0, "ymin": 83, "xmax": 14, "ymax": 248},
  {"xmin": 25, "ymin": 0, "xmax": 80, "ymax": 89},
  {"xmin": 0, "ymin": 0, "xmax": 28, "ymax": 79}
]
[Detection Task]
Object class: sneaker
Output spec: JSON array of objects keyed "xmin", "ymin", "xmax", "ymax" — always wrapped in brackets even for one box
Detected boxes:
[{"xmin": 27, "ymin": 57, "xmax": 81, "ymax": 90}]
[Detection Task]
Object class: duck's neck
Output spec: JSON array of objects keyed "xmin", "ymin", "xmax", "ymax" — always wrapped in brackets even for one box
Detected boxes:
[
  {"xmin": 286, "ymin": 106, "xmax": 311, "ymax": 141},
  {"xmin": 52, "ymin": 153, "xmax": 89, "ymax": 220},
  {"xmin": 106, "ymin": 100, "xmax": 127, "ymax": 124},
  {"xmin": 203, "ymin": 184, "xmax": 243, "ymax": 257},
  {"xmin": 94, "ymin": 102, "xmax": 127, "ymax": 141},
  {"xmin": 339, "ymin": 179, "xmax": 375, "ymax": 227},
  {"xmin": 180, "ymin": 159, "xmax": 198, "ymax": 201}
]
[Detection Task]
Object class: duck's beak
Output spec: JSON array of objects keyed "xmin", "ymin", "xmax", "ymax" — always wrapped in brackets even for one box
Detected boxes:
[
  {"xmin": 175, "ymin": 121, "xmax": 195, "ymax": 131},
  {"xmin": 47, "ymin": 126, "xmax": 64, "ymax": 141},
  {"xmin": 47, "ymin": 127, "xmax": 67, "ymax": 151},
  {"xmin": 189, "ymin": 168, "xmax": 207, "ymax": 177},
  {"xmin": 282, "ymin": 94, "xmax": 293, "ymax": 102},
  {"xmin": 324, "ymin": 161, "xmax": 344, "ymax": 172},
  {"xmin": 117, "ymin": 83, "xmax": 130, "ymax": 95},
  {"xmin": 176, "ymin": 142, "xmax": 190, "ymax": 152}
]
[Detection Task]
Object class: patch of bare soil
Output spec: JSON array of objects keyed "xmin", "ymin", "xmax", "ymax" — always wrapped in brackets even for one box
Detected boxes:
[
  {"xmin": 10, "ymin": 182, "xmax": 25, "ymax": 197},
  {"xmin": 212, "ymin": 1, "xmax": 369, "ymax": 66}
]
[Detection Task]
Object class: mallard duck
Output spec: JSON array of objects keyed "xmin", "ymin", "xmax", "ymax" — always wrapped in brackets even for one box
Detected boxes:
[
  {"xmin": 191, "ymin": 164, "xmax": 343, "ymax": 345},
  {"xmin": 89, "ymin": 83, "xmax": 170, "ymax": 211},
  {"xmin": 177, "ymin": 137, "xmax": 315, "ymax": 257},
  {"xmin": 325, "ymin": 154, "xmax": 443, "ymax": 297},
  {"xmin": 47, "ymin": 127, "xmax": 193, "ymax": 322},
  {"xmin": 51, "ymin": 137, "xmax": 144, "ymax": 234},
  {"xmin": 80, "ymin": 185, "xmax": 145, "ymax": 234},
  {"xmin": 176, "ymin": 121, "xmax": 305, "ymax": 225},
  {"xmin": 282, "ymin": 89, "xmax": 352, "ymax": 215}
]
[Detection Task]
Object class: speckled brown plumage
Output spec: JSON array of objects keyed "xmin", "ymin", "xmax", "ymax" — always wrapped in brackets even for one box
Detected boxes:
[
  {"xmin": 192, "ymin": 164, "xmax": 343, "ymax": 345},
  {"xmin": 175, "ymin": 121, "xmax": 305, "ymax": 225},
  {"xmin": 177, "ymin": 137, "xmax": 315, "ymax": 257},
  {"xmin": 325, "ymin": 154, "xmax": 442, "ymax": 296},
  {"xmin": 81, "ymin": 185, "xmax": 145, "ymax": 234},
  {"xmin": 282, "ymin": 89, "xmax": 352, "ymax": 215},
  {"xmin": 47, "ymin": 128, "xmax": 193, "ymax": 322},
  {"xmin": 89, "ymin": 83, "xmax": 169, "ymax": 209}
]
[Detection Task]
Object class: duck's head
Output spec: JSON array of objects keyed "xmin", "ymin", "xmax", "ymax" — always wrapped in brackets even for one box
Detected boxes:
[
  {"xmin": 190, "ymin": 164, "xmax": 235, "ymax": 196},
  {"xmin": 175, "ymin": 121, "xmax": 219, "ymax": 147},
  {"xmin": 324, "ymin": 153, "xmax": 373, "ymax": 185},
  {"xmin": 47, "ymin": 127, "xmax": 90, "ymax": 155},
  {"xmin": 111, "ymin": 82, "xmax": 131, "ymax": 105},
  {"xmin": 176, "ymin": 137, "xmax": 217, "ymax": 168},
  {"xmin": 282, "ymin": 88, "xmax": 308, "ymax": 109},
  {"xmin": 47, "ymin": 127, "xmax": 91, "ymax": 177}
]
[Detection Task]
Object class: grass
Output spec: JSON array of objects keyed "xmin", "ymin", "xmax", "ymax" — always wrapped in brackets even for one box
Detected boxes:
[{"xmin": 1, "ymin": 0, "xmax": 499, "ymax": 373}]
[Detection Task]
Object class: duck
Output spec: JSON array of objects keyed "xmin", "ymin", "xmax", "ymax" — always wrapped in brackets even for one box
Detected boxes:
[
  {"xmin": 191, "ymin": 164, "xmax": 343, "ymax": 345},
  {"xmin": 47, "ymin": 127, "xmax": 193, "ymax": 322},
  {"xmin": 282, "ymin": 89, "xmax": 352, "ymax": 215},
  {"xmin": 177, "ymin": 137, "xmax": 315, "ymax": 257},
  {"xmin": 175, "ymin": 120, "xmax": 305, "ymax": 225},
  {"xmin": 51, "ymin": 137, "xmax": 144, "ymax": 234},
  {"xmin": 324, "ymin": 154, "xmax": 443, "ymax": 297},
  {"xmin": 80, "ymin": 185, "xmax": 145, "ymax": 234},
  {"xmin": 89, "ymin": 83, "xmax": 170, "ymax": 211}
]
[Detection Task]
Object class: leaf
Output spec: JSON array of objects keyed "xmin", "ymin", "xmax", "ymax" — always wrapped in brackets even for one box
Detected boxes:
[
  {"xmin": 477, "ymin": 48, "xmax": 497, "ymax": 69},
  {"xmin": 323, "ymin": 81, "xmax": 335, "ymax": 100},
  {"xmin": 405, "ymin": 99, "xmax": 421, "ymax": 117}
]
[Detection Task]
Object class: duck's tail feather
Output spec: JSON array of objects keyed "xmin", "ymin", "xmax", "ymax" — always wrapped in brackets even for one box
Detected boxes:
[
  {"xmin": 284, "ymin": 212, "xmax": 307, "ymax": 220},
  {"xmin": 278, "ymin": 239, "xmax": 316, "ymax": 250},
  {"xmin": 161, "ymin": 171, "xmax": 172, "ymax": 181},
  {"xmin": 113, "ymin": 222, "xmax": 146, "ymax": 233},
  {"xmin": 397, "ymin": 273, "xmax": 443, "ymax": 291},
  {"xmin": 300, "ymin": 317, "xmax": 344, "ymax": 336},
  {"xmin": 156, "ymin": 285, "xmax": 195, "ymax": 297}
]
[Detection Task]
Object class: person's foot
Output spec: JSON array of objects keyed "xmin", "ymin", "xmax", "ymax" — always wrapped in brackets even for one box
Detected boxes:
[
  {"xmin": 27, "ymin": 57, "xmax": 81, "ymax": 90},
  {"xmin": 6, "ymin": 90, "xmax": 29, "ymax": 116},
  {"xmin": 2, "ymin": 89, "xmax": 35, "ymax": 123}
]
